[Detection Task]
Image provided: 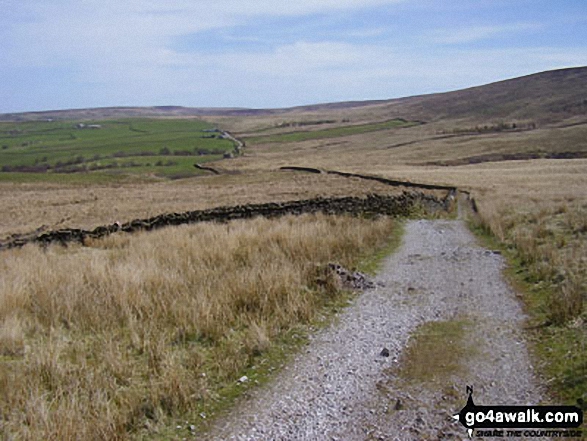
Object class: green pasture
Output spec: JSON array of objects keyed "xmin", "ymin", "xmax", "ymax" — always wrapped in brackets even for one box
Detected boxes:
[
  {"xmin": 0, "ymin": 118, "xmax": 235, "ymax": 182},
  {"xmin": 243, "ymin": 119, "xmax": 420, "ymax": 144}
]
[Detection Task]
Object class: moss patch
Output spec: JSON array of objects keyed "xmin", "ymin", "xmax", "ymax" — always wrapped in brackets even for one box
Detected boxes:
[{"xmin": 395, "ymin": 319, "xmax": 472, "ymax": 386}]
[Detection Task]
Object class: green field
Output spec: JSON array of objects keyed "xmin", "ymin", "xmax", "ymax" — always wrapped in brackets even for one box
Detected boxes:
[
  {"xmin": 243, "ymin": 118, "xmax": 420, "ymax": 144},
  {"xmin": 0, "ymin": 118, "xmax": 235, "ymax": 181}
]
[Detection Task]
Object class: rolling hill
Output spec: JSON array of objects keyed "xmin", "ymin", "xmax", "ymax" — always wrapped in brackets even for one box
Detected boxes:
[
  {"xmin": 2, "ymin": 66, "xmax": 585, "ymax": 126},
  {"xmin": 0, "ymin": 66, "xmax": 585, "ymax": 441}
]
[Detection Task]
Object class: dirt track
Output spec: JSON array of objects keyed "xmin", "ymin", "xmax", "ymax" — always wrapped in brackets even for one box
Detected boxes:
[{"xmin": 203, "ymin": 219, "xmax": 545, "ymax": 440}]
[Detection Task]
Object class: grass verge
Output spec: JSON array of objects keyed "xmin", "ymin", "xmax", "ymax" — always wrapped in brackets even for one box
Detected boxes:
[
  {"xmin": 0, "ymin": 213, "xmax": 402, "ymax": 440},
  {"xmin": 357, "ymin": 220, "xmax": 405, "ymax": 276},
  {"xmin": 467, "ymin": 215, "xmax": 586, "ymax": 408},
  {"xmin": 160, "ymin": 217, "xmax": 407, "ymax": 439}
]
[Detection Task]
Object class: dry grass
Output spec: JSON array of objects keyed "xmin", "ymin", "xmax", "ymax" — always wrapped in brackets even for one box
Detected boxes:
[
  {"xmin": 216, "ymin": 115, "xmax": 587, "ymax": 327},
  {"xmin": 3, "ymin": 69, "xmax": 586, "ymax": 428},
  {"xmin": 469, "ymin": 197, "xmax": 587, "ymax": 404},
  {"xmin": 0, "ymin": 213, "xmax": 395, "ymax": 440},
  {"xmin": 0, "ymin": 171, "xmax": 404, "ymax": 239},
  {"xmin": 209, "ymin": 110, "xmax": 587, "ymax": 404},
  {"xmin": 473, "ymin": 197, "xmax": 586, "ymax": 324},
  {"xmin": 214, "ymin": 121, "xmax": 587, "ymax": 174}
]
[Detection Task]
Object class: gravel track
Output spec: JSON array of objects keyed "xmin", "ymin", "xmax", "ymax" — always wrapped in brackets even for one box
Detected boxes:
[{"xmin": 203, "ymin": 219, "xmax": 546, "ymax": 440}]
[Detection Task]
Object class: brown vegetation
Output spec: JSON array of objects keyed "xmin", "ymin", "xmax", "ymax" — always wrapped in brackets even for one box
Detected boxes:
[
  {"xmin": 1, "ymin": 66, "xmax": 586, "ymax": 436},
  {"xmin": 0, "ymin": 171, "xmax": 405, "ymax": 239},
  {"xmin": 199, "ymin": 68, "xmax": 587, "ymax": 406},
  {"xmin": 0, "ymin": 214, "xmax": 396, "ymax": 440}
]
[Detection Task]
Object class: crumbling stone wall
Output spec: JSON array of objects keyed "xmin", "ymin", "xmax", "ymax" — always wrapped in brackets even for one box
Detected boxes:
[{"xmin": 0, "ymin": 191, "xmax": 450, "ymax": 251}]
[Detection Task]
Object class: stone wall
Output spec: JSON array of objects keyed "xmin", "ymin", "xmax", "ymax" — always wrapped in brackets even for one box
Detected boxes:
[{"xmin": 0, "ymin": 191, "xmax": 450, "ymax": 251}]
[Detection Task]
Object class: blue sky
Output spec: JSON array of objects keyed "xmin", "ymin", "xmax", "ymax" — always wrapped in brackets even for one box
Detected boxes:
[{"xmin": 1, "ymin": 0, "xmax": 586, "ymax": 113}]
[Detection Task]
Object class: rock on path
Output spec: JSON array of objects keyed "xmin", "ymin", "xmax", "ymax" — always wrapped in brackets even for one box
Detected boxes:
[{"xmin": 203, "ymin": 220, "xmax": 546, "ymax": 440}]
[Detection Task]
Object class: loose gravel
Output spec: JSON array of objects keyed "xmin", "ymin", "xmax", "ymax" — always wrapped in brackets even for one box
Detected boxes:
[{"xmin": 203, "ymin": 219, "xmax": 546, "ymax": 440}]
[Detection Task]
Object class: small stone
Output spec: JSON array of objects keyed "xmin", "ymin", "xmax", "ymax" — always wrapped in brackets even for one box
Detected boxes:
[
  {"xmin": 189, "ymin": 425, "xmax": 196, "ymax": 432},
  {"xmin": 380, "ymin": 347, "xmax": 390, "ymax": 357},
  {"xmin": 199, "ymin": 413, "xmax": 206, "ymax": 419},
  {"xmin": 238, "ymin": 375, "xmax": 249, "ymax": 384}
]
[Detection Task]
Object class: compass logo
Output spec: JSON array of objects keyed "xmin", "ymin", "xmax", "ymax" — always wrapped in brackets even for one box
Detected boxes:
[{"xmin": 452, "ymin": 386, "xmax": 583, "ymax": 438}]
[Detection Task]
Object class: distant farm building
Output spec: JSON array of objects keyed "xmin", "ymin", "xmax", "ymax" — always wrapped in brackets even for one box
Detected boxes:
[{"xmin": 76, "ymin": 123, "xmax": 102, "ymax": 129}]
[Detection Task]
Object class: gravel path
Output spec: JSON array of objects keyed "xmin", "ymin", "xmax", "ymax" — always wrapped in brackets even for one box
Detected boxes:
[{"xmin": 203, "ymin": 219, "xmax": 546, "ymax": 440}]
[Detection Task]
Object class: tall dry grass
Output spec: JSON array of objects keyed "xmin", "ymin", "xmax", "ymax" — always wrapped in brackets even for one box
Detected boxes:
[
  {"xmin": 472, "ymin": 197, "xmax": 587, "ymax": 405},
  {"xmin": 474, "ymin": 198, "xmax": 586, "ymax": 325},
  {"xmin": 0, "ymin": 171, "xmax": 403, "ymax": 238},
  {"xmin": 0, "ymin": 213, "xmax": 395, "ymax": 440}
]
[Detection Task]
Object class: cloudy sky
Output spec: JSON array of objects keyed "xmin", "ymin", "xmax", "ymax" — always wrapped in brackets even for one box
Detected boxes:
[{"xmin": 1, "ymin": 0, "xmax": 586, "ymax": 113}]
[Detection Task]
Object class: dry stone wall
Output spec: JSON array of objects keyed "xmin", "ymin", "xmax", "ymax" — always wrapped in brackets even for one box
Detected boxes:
[
  {"xmin": 279, "ymin": 167, "xmax": 458, "ymax": 192},
  {"xmin": 0, "ymin": 191, "xmax": 450, "ymax": 251}
]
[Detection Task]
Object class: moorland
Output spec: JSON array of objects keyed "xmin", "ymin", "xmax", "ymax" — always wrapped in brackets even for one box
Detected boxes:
[{"xmin": 0, "ymin": 67, "xmax": 585, "ymax": 439}]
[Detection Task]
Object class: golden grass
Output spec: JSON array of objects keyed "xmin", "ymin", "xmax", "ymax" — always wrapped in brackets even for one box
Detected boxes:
[
  {"xmin": 205, "ymin": 114, "xmax": 587, "ymax": 405},
  {"xmin": 0, "ymin": 213, "xmax": 396, "ymax": 440},
  {"xmin": 220, "ymin": 123, "xmax": 587, "ymax": 173},
  {"xmin": 473, "ymin": 196, "xmax": 586, "ymax": 324},
  {"xmin": 220, "ymin": 114, "xmax": 587, "ymax": 327},
  {"xmin": 2, "ymin": 97, "xmax": 585, "ymax": 428},
  {"xmin": 469, "ymin": 200, "xmax": 587, "ymax": 404},
  {"xmin": 216, "ymin": 115, "xmax": 587, "ymax": 326},
  {"xmin": 0, "ymin": 171, "xmax": 404, "ymax": 239}
]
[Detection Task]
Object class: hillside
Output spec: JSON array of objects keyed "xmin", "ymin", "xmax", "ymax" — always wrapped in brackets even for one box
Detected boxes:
[
  {"xmin": 377, "ymin": 66, "xmax": 587, "ymax": 124},
  {"xmin": 2, "ymin": 67, "xmax": 586, "ymax": 126},
  {"xmin": 232, "ymin": 66, "xmax": 587, "ymax": 125},
  {"xmin": 0, "ymin": 66, "xmax": 586, "ymax": 440}
]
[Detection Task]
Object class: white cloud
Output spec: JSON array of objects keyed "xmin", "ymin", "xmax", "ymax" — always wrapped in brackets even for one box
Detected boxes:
[
  {"xmin": 1, "ymin": 0, "xmax": 406, "ymax": 69},
  {"xmin": 129, "ymin": 0, "xmax": 405, "ymax": 19},
  {"xmin": 196, "ymin": 44, "xmax": 587, "ymax": 106},
  {"xmin": 2, "ymin": 0, "xmax": 586, "ymax": 112},
  {"xmin": 225, "ymin": 41, "xmax": 370, "ymax": 75},
  {"xmin": 431, "ymin": 23, "xmax": 542, "ymax": 44}
]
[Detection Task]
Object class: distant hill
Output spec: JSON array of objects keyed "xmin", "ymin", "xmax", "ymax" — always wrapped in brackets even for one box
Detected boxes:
[
  {"xmin": 376, "ymin": 66, "xmax": 587, "ymax": 124},
  {"xmin": 0, "ymin": 106, "xmax": 249, "ymax": 122},
  {"xmin": 1, "ymin": 66, "xmax": 586, "ymax": 124}
]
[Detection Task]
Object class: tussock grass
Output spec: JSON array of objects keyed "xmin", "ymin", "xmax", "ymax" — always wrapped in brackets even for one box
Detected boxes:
[
  {"xmin": 0, "ymin": 213, "xmax": 396, "ymax": 440},
  {"xmin": 474, "ymin": 199, "xmax": 586, "ymax": 325},
  {"xmin": 470, "ymin": 199, "xmax": 586, "ymax": 404},
  {"xmin": 0, "ymin": 171, "xmax": 403, "ymax": 238}
]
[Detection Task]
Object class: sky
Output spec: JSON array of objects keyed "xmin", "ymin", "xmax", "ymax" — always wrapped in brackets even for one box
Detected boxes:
[{"xmin": 1, "ymin": 0, "xmax": 586, "ymax": 113}]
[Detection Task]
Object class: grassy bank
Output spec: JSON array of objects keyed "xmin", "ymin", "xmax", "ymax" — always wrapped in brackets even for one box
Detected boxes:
[
  {"xmin": 468, "ymin": 200, "xmax": 586, "ymax": 406},
  {"xmin": 0, "ymin": 213, "xmax": 397, "ymax": 440}
]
